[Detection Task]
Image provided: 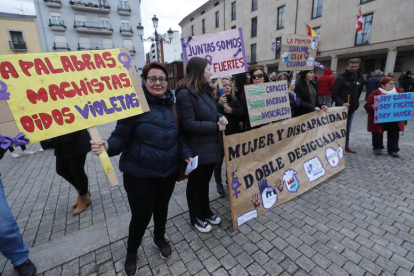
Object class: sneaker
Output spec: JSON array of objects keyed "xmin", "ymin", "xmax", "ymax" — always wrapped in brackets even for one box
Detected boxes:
[
  {"xmin": 22, "ymin": 150, "xmax": 35, "ymax": 156},
  {"xmin": 38, "ymin": 148, "xmax": 44, "ymax": 152},
  {"xmin": 389, "ymin": 152, "xmax": 400, "ymax": 158},
  {"xmin": 124, "ymin": 253, "xmax": 137, "ymax": 276},
  {"xmin": 193, "ymin": 217, "xmax": 212, "ymax": 233},
  {"xmin": 216, "ymin": 184, "xmax": 225, "ymax": 197},
  {"xmin": 154, "ymin": 238, "xmax": 172, "ymax": 259},
  {"xmin": 10, "ymin": 152, "xmax": 20, "ymax": 158},
  {"xmin": 205, "ymin": 214, "xmax": 221, "ymax": 225},
  {"xmin": 14, "ymin": 259, "xmax": 36, "ymax": 276},
  {"xmin": 373, "ymin": 149, "xmax": 382, "ymax": 155}
]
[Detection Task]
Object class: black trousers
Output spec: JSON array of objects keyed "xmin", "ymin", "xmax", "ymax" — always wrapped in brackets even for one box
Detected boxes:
[
  {"xmin": 8, "ymin": 145, "xmax": 27, "ymax": 152},
  {"xmin": 214, "ymin": 158, "xmax": 228, "ymax": 186},
  {"xmin": 123, "ymin": 172, "xmax": 176, "ymax": 254},
  {"xmin": 56, "ymin": 154, "xmax": 88, "ymax": 196},
  {"xmin": 187, "ymin": 164, "xmax": 215, "ymax": 225},
  {"xmin": 372, "ymin": 123, "xmax": 400, "ymax": 152}
]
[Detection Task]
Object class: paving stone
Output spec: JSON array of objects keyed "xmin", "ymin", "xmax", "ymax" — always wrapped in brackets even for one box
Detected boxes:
[{"xmin": 245, "ymin": 262, "xmax": 266, "ymax": 276}]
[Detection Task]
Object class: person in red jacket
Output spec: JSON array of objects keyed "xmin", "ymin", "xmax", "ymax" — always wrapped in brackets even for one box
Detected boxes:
[
  {"xmin": 317, "ymin": 68, "xmax": 335, "ymax": 107},
  {"xmin": 364, "ymin": 77, "xmax": 405, "ymax": 157}
]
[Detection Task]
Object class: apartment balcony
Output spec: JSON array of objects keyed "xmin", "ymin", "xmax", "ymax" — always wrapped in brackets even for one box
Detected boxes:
[
  {"xmin": 69, "ymin": 1, "xmax": 110, "ymax": 13},
  {"xmin": 49, "ymin": 19, "xmax": 66, "ymax": 31},
  {"xmin": 43, "ymin": 0, "xmax": 62, "ymax": 8},
  {"xmin": 9, "ymin": 41, "xmax": 27, "ymax": 51},
  {"xmin": 78, "ymin": 43, "xmax": 114, "ymax": 51},
  {"xmin": 74, "ymin": 21, "xmax": 113, "ymax": 34},
  {"xmin": 53, "ymin": 42, "xmax": 70, "ymax": 51},
  {"xmin": 118, "ymin": 4, "xmax": 131, "ymax": 15},
  {"xmin": 120, "ymin": 27, "xmax": 133, "ymax": 36}
]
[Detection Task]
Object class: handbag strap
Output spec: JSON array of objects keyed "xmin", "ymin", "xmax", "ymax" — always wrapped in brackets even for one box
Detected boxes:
[{"xmin": 172, "ymin": 104, "xmax": 179, "ymax": 127}]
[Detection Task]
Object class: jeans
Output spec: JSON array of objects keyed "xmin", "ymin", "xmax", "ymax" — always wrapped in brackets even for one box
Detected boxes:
[
  {"xmin": 345, "ymin": 112, "xmax": 355, "ymax": 148},
  {"xmin": 0, "ymin": 178, "xmax": 29, "ymax": 266},
  {"xmin": 56, "ymin": 154, "xmax": 89, "ymax": 196},
  {"xmin": 318, "ymin": 95, "xmax": 332, "ymax": 107},
  {"xmin": 123, "ymin": 172, "xmax": 177, "ymax": 254}
]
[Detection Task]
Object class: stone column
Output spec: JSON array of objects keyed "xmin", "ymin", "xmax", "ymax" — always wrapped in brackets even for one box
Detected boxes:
[
  {"xmin": 384, "ymin": 47, "xmax": 398, "ymax": 75},
  {"xmin": 330, "ymin": 55, "xmax": 338, "ymax": 71}
]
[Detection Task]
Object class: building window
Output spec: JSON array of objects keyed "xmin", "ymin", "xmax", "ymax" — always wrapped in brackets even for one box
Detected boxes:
[
  {"xmin": 191, "ymin": 25, "xmax": 194, "ymax": 36},
  {"xmin": 251, "ymin": 44, "xmax": 257, "ymax": 63},
  {"xmin": 275, "ymin": 37, "xmax": 281, "ymax": 59},
  {"xmin": 252, "ymin": 0, "xmax": 258, "ymax": 11},
  {"xmin": 75, "ymin": 14, "xmax": 86, "ymax": 27},
  {"xmin": 355, "ymin": 13, "xmax": 373, "ymax": 45},
  {"xmin": 361, "ymin": 0, "xmax": 375, "ymax": 3},
  {"xmin": 277, "ymin": 6, "xmax": 285, "ymax": 30},
  {"xmin": 123, "ymin": 39, "xmax": 134, "ymax": 52},
  {"xmin": 53, "ymin": 35, "xmax": 68, "ymax": 50},
  {"xmin": 215, "ymin": 11, "xmax": 219, "ymax": 28},
  {"xmin": 214, "ymin": 1, "xmax": 219, "ymax": 7},
  {"xmin": 313, "ymin": 26, "xmax": 321, "ymax": 44},
  {"xmin": 231, "ymin": 2, "xmax": 236, "ymax": 20},
  {"xmin": 50, "ymin": 12, "xmax": 63, "ymax": 26},
  {"xmin": 102, "ymin": 38, "xmax": 113, "ymax": 49},
  {"xmin": 100, "ymin": 18, "xmax": 110, "ymax": 29},
  {"xmin": 202, "ymin": 19, "xmax": 205, "ymax": 34},
  {"xmin": 251, "ymin": 17, "xmax": 257, "ymax": 37},
  {"xmin": 231, "ymin": 25, "xmax": 236, "ymax": 29},
  {"xmin": 312, "ymin": 0, "xmax": 323, "ymax": 19},
  {"xmin": 119, "ymin": 0, "xmax": 129, "ymax": 10},
  {"xmin": 9, "ymin": 31, "xmax": 26, "ymax": 50}
]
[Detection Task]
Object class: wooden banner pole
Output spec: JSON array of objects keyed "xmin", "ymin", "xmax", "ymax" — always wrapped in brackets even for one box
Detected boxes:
[
  {"xmin": 88, "ymin": 126, "xmax": 119, "ymax": 186},
  {"xmin": 222, "ymin": 131, "xmax": 237, "ymax": 231}
]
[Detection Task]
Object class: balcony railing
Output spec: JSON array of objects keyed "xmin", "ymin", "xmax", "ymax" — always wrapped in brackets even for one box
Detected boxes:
[
  {"xmin": 69, "ymin": 1, "xmax": 110, "ymax": 13},
  {"xmin": 125, "ymin": 46, "xmax": 136, "ymax": 55},
  {"xmin": 49, "ymin": 19, "xmax": 66, "ymax": 30},
  {"xmin": 74, "ymin": 21, "xmax": 113, "ymax": 34},
  {"xmin": 118, "ymin": 4, "xmax": 131, "ymax": 15},
  {"xmin": 44, "ymin": 0, "xmax": 62, "ymax": 7},
  {"xmin": 78, "ymin": 43, "xmax": 113, "ymax": 50},
  {"xmin": 53, "ymin": 42, "xmax": 70, "ymax": 50},
  {"xmin": 9, "ymin": 41, "xmax": 27, "ymax": 51},
  {"xmin": 120, "ymin": 26, "xmax": 133, "ymax": 35}
]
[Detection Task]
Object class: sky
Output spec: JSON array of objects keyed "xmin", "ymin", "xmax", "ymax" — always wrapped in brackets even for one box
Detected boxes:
[{"xmin": 0, "ymin": 0, "xmax": 208, "ymax": 53}]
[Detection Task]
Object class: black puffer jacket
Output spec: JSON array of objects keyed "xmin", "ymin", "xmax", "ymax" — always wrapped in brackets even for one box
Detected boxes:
[
  {"xmin": 107, "ymin": 87, "xmax": 192, "ymax": 178},
  {"xmin": 53, "ymin": 129, "xmax": 91, "ymax": 159},
  {"xmin": 216, "ymin": 95, "xmax": 245, "ymax": 135},
  {"xmin": 332, "ymin": 70, "xmax": 365, "ymax": 113},
  {"xmin": 294, "ymin": 79, "xmax": 321, "ymax": 116},
  {"xmin": 176, "ymin": 84, "xmax": 223, "ymax": 165}
]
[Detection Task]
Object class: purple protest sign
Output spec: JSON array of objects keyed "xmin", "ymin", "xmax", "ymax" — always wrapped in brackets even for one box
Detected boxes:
[
  {"xmin": 181, "ymin": 28, "xmax": 248, "ymax": 79},
  {"xmin": 314, "ymin": 59, "xmax": 327, "ymax": 70}
]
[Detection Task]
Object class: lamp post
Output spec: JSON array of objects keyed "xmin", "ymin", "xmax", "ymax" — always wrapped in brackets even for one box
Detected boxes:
[{"xmin": 137, "ymin": 15, "xmax": 174, "ymax": 63}]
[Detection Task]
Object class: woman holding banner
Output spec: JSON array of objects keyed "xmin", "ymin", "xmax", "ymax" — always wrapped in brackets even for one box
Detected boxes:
[
  {"xmin": 364, "ymin": 77, "xmax": 405, "ymax": 157},
  {"xmin": 175, "ymin": 57, "xmax": 228, "ymax": 233},
  {"xmin": 214, "ymin": 77, "xmax": 246, "ymax": 197},
  {"xmin": 294, "ymin": 70, "xmax": 328, "ymax": 116},
  {"xmin": 91, "ymin": 62, "xmax": 193, "ymax": 276}
]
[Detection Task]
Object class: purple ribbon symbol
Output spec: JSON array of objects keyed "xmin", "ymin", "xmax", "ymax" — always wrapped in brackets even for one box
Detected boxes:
[
  {"xmin": 233, "ymin": 48, "xmax": 242, "ymax": 58},
  {"xmin": 118, "ymin": 53, "xmax": 132, "ymax": 70},
  {"xmin": 205, "ymin": 55, "xmax": 213, "ymax": 66},
  {"xmin": 304, "ymin": 51, "xmax": 309, "ymax": 60},
  {"xmin": 0, "ymin": 132, "xmax": 29, "ymax": 150},
  {"xmin": 0, "ymin": 80, "xmax": 10, "ymax": 100}
]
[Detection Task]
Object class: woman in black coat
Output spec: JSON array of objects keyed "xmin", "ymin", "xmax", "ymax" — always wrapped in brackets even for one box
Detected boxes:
[
  {"xmin": 213, "ymin": 77, "xmax": 246, "ymax": 197},
  {"xmin": 175, "ymin": 57, "xmax": 228, "ymax": 233},
  {"xmin": 294, "ymin": 70, "xmax": 328, "ymax": 116},
  {"xmin": 53, "ymin": 129, "xmax": 91, "ymax": 215},
  {"xmin": 91, "ymin": 62, "xmax": 193, "ymax": 276}
]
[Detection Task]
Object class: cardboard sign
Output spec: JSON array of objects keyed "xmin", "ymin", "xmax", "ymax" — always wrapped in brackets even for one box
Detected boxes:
[
  {"xmin": 244, "ymin": 81, "xmax": 292, "ymax": 127},
  {"xmin": 279, "ymin": 35, "xmax": 318, "ymax": 71},
  {"xmin": 224, "ymin": 107, "xmax": 347, "ymax": 230},
  {"xmin": 0, "ymin": 49, "xmax": 149, "ymax": 143},
  {"xmin": 181, "ymin": 28, "xmax": 248, "ymax": 79},
  {"xmin": 374, "ymin": 93, "xmax": 414, "ymax": 123}
]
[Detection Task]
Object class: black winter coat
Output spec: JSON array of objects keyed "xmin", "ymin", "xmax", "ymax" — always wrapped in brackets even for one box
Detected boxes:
[
  {"xmin": 53, "ymin": 129, "xmax": 91, "ymax": 159},
  {"xmin": 332, "ymin": 70, "xmax": 365, "ymax": 113},
  {"xmin": 106, "ymin": 87, "xmax": 192, "ymax": 179},
  {"xmin": 294, "ymin": 79, "xmax": 321, "ymax": 116},
  {"xmin": 176, "ymin": 84, "xmax": 223, "ymax": 166},
  {"xmin": 216, "ymin": 95, "xmax": 245, "ymax": 135},
  {"xmin": 234, "ymin": 84, "xmax": 251, "ymax": 131}
]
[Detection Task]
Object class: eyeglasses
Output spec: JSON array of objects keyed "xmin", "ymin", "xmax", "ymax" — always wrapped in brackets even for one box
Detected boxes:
[
  {"xmin": 252, "ymin": 74, "xmax": 264, "ymax": 79},
  {"xmin": 386, "ymin": 83, "xmax": 396, "ymax": 86},
  {"xmin": 147, "ymin": 76, "xmax": 168, "ymax": 84}
]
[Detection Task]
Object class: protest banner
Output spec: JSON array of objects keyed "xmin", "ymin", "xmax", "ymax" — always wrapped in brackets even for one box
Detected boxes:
[
  {"xmin": 374, "ymin": 93, "xmax": 414, "ymax": 123},
  {"xmin": 0, "ymin": 49, "xmax": 150, "ymax": 185},
  {"xmin": 279, "ymin": 34, "xmax": 318, "ymax": 71},
  {"xmin": 244, "ymin": 81, "xmax": 292, "ymax": 127},
  {"xmin": 223, "ymin": 107, "xmax": 347, "ymax": 230},
  {"xmin": 314, "ymin": 59, "xmax": 327, "ymax": 70},
  {"xmin": 181, "ymin": 28, "xmax": 248, "ymax": 79}
]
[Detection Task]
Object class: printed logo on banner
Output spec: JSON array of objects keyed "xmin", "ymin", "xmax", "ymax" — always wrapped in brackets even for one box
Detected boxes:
[
  {"xmin": 307, "ymin": 57, "xmax": 315, "ymax": 67},
  {"xmin": 237, "ymin": 209, "xmax": 258, "ymax": 227},
  {"xmin": 325, "ymin": 147, "xmax": 340, "ymax": 168},
  {"xmin": 283, "ymin": 169, "xmax": 300, "ymax": 193},
  {"xmin": 257, "ymin": 179, "xmax": 278, "ymax": 210},
  {"xmin": 231, "ymin": 171, "xmax": 242, "ymax": 199},
  {"xmin": 303, "ymin": 157, "xmax": 326, "ymax": 182},
  {"xmin": 281, "ymin": 52, "xmax": 290, "ymax": 64}
]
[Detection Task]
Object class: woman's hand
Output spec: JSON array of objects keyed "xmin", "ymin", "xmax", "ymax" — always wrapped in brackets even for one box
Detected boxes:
[
  {"xmin": 185, "ymin": 157, "xmax": 193, "ymax": 164},
  {"xmin": 288, "ymin": 84, "xmax": 296, "ymax": 92},
  {"xmin": 218, "ymin": 95, "xmax": 227, "ymax": 106},
  {"xmin": 372, "ymin": 104, "xmax": 376, "ymax": 109},
  {"xmin": 314, "ymin": 107, "xmax": 321, "ymax": 112},
  {"xmin": 321, "ymin": 105, "xmax": 329, "ymax": 111},
  {"xmin": 224, "ymin": 106, "xmax": 233, "ymax": 114},
  {"xmin": 90, "ymin": 140, "xmax": 108, "ymax": 156},
  {"xmin": 218, "ymin": 116, "xmax": 228, "ymax": 125}
]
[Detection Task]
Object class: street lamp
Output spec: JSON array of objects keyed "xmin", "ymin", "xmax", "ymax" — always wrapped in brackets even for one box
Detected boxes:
[{"xmin": 137, "ymin": 15, "xmax": 174, "ymax": 62}]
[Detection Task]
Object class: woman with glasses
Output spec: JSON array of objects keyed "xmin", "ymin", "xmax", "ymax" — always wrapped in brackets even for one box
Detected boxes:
[
  {"xmin": 249, "ymin": 67, "xmax": 270, "ymax": 84},
  {"xmin": 175, "ymin": 57, "xmax": 228, "ymax": 233},
  {"xmin": 295, "ymin": 70, "xmax": 328, "ymax": 116},
  {"xmin": 364, "ymin": 77, "xmax": 405, "ymax": 157},
  {"xmin": 91, "ymin": 62, "xmax": 193, "ymax": 276}
]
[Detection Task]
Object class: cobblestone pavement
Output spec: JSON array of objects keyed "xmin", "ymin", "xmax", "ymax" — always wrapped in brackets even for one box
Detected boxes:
[{"xmin": 1, "ymin": 96, "xmax": 414, "ymax": 276}]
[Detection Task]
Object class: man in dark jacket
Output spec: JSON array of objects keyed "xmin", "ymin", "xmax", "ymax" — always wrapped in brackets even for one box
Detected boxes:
[
  {"xmin": 365, "ymin": 69, "xmax": 382, "ymax": 100},
  {"xmin": 403, "ymin": 72, "xmax": 414, "ymax": 92},
  {"xmin": 0, "ymin": 138, "xmax": 37, "ymax": 276},
  {"xmin": 332, "ymin": 58, "xmax": 366, "ymax": 153}
]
